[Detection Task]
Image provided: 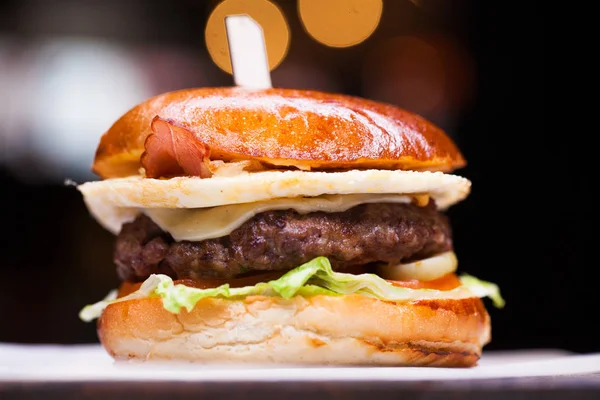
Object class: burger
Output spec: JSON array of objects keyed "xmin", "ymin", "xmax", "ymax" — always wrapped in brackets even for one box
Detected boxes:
[{"xmin": 77, "ymin": 87, "xmax": 503, "ymax": 367}]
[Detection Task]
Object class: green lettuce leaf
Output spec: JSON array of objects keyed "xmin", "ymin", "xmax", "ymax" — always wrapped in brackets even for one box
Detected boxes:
[
  {"xmin": 79, "ymin": 256, "xmax": 504, "ymax": 322},
  {"xmin": 459, "ymin": 274, "xmax": 505, "ymax": 308}
]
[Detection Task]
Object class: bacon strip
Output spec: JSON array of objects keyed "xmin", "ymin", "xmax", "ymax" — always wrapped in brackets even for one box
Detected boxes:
[{"xmin": 141, "ymin": 116, "xmax": 212, "ymax": 179}]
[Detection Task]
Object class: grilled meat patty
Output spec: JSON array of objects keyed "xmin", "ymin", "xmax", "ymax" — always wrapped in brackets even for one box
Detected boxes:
[{"xmin": 115, "ymin": 200, "xmax": 452, "ymax": 281}]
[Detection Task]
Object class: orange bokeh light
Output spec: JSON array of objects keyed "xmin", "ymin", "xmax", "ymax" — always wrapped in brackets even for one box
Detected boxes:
[
  {"xmin": 298, "ymin": 0, "xmax": 383, "ymax": 48},
  {"xmin": 205, "ymin": 0, "xmax": 290, "ymax": 74}
]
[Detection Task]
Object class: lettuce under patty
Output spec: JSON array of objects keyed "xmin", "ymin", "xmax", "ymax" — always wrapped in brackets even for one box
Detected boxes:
[{"xmin": 79, "ymin": 256, "xmax": 504, "ymax": 322}]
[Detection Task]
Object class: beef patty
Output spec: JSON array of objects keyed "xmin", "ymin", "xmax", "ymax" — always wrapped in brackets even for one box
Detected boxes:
[{"xmin": 114, "ymin": 200, "xmax": 452, "ymax": 281}]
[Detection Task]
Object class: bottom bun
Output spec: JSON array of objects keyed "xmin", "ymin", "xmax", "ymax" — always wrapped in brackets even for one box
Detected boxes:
[{"xmin": 98, "ymin": 294, "xmax": 491, "ymax": 367}]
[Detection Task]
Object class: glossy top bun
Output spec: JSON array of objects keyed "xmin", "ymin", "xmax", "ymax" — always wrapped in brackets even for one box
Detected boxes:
[{"xmin": 93, "ymin": 87, "xmax": 466, "ymax": 179}]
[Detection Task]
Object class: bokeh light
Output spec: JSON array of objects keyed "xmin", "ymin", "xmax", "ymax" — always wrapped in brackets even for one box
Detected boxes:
[
  {"xmin": 298, "ymin": 0, "xmax": 382, "ymax": 48},
  {"xmin": 205, "ymin": 0, "xmax": 290, "ymax": 74},
  {"xmin": 8, "ymin": 38, "xmax": 153, "ymax": 182}
]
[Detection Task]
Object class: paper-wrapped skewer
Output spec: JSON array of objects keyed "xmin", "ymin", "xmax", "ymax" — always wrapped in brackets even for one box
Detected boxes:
[{"xmin": 225, "ymin": 15, "xmax": 273, "ymax": 89}]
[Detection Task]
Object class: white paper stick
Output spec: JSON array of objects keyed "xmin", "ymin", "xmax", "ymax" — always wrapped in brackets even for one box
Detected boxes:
[{"xmin": 225, "ymin": 15, "xmax": 272, "ymax": 89}]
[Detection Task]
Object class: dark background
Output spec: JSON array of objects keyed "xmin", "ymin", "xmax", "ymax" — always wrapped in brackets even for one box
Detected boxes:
[{"xmin": 1, "ymin": 1, "xmax": 578, "ymax": 354}]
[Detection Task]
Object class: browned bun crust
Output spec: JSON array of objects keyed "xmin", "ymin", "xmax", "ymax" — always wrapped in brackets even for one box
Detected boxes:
[
  {"xmin": 98, "ymin": 294, "xmax": 490, "ymax": 367},
  {"xmin": 93, "ymin": 87, "xmax": 466, "ymax": 179}
]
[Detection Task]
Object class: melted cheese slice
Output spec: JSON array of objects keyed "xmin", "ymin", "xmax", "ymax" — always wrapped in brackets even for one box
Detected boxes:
[{"xmin": 143, "ymin": 193, "xmax": 425, "ymax": 242}]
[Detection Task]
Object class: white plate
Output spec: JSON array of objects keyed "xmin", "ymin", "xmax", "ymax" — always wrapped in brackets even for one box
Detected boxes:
[{"xmin": 0, "ymin": 344, "xmax": 598, "ymax": 382}]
